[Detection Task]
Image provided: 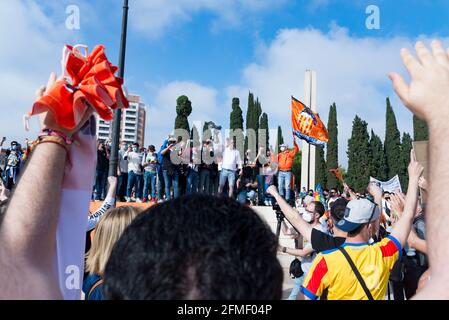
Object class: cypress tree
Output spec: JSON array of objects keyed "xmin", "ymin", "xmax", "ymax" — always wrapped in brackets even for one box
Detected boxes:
[
  {"xmin": 174, "ymin": 95, "xmax": 192, "ymax": 133},
  {"xmin": 315, "ymin": 145, "xmax": 327, "ymax": 188},
  {"xmin": 326, "ymin": 103, "xmax": 339, "ymax": 189},
  {"xmin": 346, "ymin": 115, "xmax": 371, "ymax": 192},
  {"xmin": 413, "ymin": 115, "xmax": 429, "ymax": 141},
  {"xmin": 276, "ymin": 126, "xmax": 284, "ymax": 154},
  {"xmin": 384, "ymin": 97, "xmax": 402, "ymax": 179},
  {"xmin": 259, "ymin": 112, "xmax": 269, "ymax": 151},
  {"xmin": 190, "ymin": 125, "xmax": 200, "ymax": 148},
  {"xmin": 230, "ymin": 97, "xmax": 244, "ymax": 156},
  {"xmin": 369, "ymin": 130, "xmax": 387, "ymax": 181},
  {"xmin": 400, "ymin": 132, "xmax": 413, "ymax": 192},
  {"xmin": 245, "ymin": 92, "xmax": 256, "ymax": 151}
]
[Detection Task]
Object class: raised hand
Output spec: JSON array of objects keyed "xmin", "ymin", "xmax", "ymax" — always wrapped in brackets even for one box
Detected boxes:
[
  {"xmin": 389, "ymin": 40, "xmax": 449, "ymax": 128},
  {"xmin": 408, "ymin": 149, "xmax": 424, "ymax": 181},
  {"xmin": 418, "ymin": 176, "xmax": 428, "ymax": 190}
]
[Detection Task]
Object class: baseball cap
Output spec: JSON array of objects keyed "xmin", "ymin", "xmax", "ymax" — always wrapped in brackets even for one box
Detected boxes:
[{"xmin": 336, "ymin": 198, "xmax": 380, "ymax": 232}]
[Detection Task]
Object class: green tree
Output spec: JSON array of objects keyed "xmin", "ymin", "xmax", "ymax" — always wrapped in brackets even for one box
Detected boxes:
[
  {"xmin": 326, "ymin": 103, "xmax": 339, "ymax": 189},
  {"xmin": 346, "ymin": 115, "xmax": 371, "ymax": 192},
  {"xmin": 315, "ymin": 145, "xmax": 327, "ymax": 188},
  {"xmin": 259, "ymin": 112, "xmax": 269, "ymax": 151},
  {"xmin": 245, "ymin": 91, "xmax": 256, "ymax": 151},
  {"xmin": 413, "ymin": 115, "xmax": 429, "ymax": 141},
  {"xmin": 400, "ymin": 132, "xmax": 413, "ymax": 192},
  {"xmin": 276, "ymin": 125, "xmax": 284, "ymax": 154},
  {"xmin": 230, "ymin": 97, "xmax": 244, "ymax": 155},
  {"xmin": 174, "ymin": 95, "xmax": 192, "ymax": 133},
  {"xmin": 369, "ymin": 130, "xmax": 387, "ymax": 181},
  {"xmin": 190, "ymin": 125, "xmax": 200, "ymax": 148},
  {"xmin": 384, "ymin": 97, "xmax": 402, "ymax": 179}
]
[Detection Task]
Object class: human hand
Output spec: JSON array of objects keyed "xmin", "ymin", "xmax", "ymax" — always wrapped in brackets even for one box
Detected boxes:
[
  {"xmin": 36, "ymin": 73, "xmax": 93, "ymax": 138},
  {"xmin": 408, "ymin": 149, "xmax": 424, "ymax": 181},
  {"xmin": 390, "ymin": 193, "xmax": 405, "ymax": 218},
  {"xmin": 418, "ymin": 176, "xmax": 428, "ymax": 190},
  {"xmin": 367, "ymin": 181, "xmax": 383, "ymax": 201},
  {"xmin": 389, "ymin": 40, "xmax": 449, "ymax": 128}
]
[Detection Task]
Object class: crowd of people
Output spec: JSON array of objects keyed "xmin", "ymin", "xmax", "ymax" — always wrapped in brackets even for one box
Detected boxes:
[
  {"xmin": 93, "ymin": 130, "xmax": 299, "ymax": 206},
  {"xmin": 0, "ymin": 40, "xmax": 449, "ymax": 301}
]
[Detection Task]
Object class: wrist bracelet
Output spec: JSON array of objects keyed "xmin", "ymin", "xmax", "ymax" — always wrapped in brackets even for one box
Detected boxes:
[
  {"xmin": 39, "ymin": 129, "xmax": 74, "ymax": 146},
  {"xmin": 36, "ymin": 135, "xmax": 71, "ymax": 153},
  {"xmin": 282, "ymin": 247, "xmax": 287, "ymax": 253}
]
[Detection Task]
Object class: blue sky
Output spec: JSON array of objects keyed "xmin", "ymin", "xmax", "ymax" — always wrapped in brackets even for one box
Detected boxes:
[{"xmin": 2, "ymin": 0, "xmax": 449, "ymax": 168}]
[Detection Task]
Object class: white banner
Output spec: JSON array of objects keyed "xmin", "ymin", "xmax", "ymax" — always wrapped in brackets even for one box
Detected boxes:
[{"xmin": 370, "ymin": 175, "xmax": 402, "ymax": 194}]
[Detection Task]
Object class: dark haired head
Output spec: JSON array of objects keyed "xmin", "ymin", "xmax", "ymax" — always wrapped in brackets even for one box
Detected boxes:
[
  {"xmin": 330, "ymin": 198, "xmax": 348, "ymax": 223},
  {"xmin": 103, "ymin": 194, "xmax": 283, "ymax": 300},
  {"xmin": 312, "ymin": 201, "xmax": 325, "ymax": 218}
]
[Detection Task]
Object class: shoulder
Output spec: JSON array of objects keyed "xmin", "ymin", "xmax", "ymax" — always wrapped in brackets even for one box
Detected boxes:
[{"xmin": 374, "ymin": 235, "xmax": 402, "ymax": 258}]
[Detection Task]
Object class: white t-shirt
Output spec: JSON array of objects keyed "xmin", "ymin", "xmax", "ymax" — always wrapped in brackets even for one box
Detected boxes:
[
  {"xmin": 300, "ymin": 223, "xmax": 327, "ymax": 275},
  {"xmin": 125, "ymin": 151, "xmax": 143, "ymax": 174},
  {"xmin": 118, "ymin": 149, "xmax": 128, "ymax": 173},
  {"xmin": 221, "ymin": 147, "xmax": 242, "ymax": 171}
]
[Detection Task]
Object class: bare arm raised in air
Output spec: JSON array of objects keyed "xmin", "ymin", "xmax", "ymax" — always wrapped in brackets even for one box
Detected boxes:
[
  {"xmin": 87, "ymin": 176, "xmax": 117, "ymax": 232},
  {"xmin": 390, "ymin": 150, "xmax": 423, "ymax": 248},
  {"xmin": 390, "ymin": 40, "xmax": 449, "ymax": 299},
  {"xmin": 267, "ymin": 185, "xmax": 313, "ymax": 242},
  {"xmin": 0, "ymin": 74, "xmax": 91, "ymax": 299}
]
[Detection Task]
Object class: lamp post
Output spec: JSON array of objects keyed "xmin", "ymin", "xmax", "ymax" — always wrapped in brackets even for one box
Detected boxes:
[{"xmin": 109, "ymin": 0, "xmax": 129, "ymax": 177}]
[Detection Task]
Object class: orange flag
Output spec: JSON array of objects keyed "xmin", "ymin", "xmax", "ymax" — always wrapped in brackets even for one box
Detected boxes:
[
  {"xmin": 291, "ymin": 96, "xmax": 329, "ymax": 146},
  {"xmin": 329, "ymin": 168, "xmax": 344, "ymax": 183}
]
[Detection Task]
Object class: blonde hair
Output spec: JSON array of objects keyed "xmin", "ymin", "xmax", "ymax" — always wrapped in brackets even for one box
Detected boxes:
[{"xmin": 86, "ymin": 206, "xmax": 142, "ymax": 276}]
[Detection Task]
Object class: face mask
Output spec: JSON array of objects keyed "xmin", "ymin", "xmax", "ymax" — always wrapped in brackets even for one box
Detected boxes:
[
  {"xmin": 132, "ymin": 147, "xmax": 138, "ymax": 152},
  {"xmin": 11, "ymin": 145, "xmax": 17, "ymax": 151},
  {"xmin": 121, "ymin": 145, "xmax": 126, "ymax": 151},
  {"xmin": 302, "ymin": 212, "xmax": 313, "ymax": 223},
  {"xmin": 280, "ymin": 147, "xmax": 286, "ymax": 152}
]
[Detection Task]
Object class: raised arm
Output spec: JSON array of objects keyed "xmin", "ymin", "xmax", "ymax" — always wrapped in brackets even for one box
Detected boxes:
[
  {"xmin": 0, "ymin": 73, "xmax": 92, "ymax": 299},
  {"xmin": 390, "ymin": 41, "xmax": 449, "ymax": 296},
  {"xmin": 267, "ymin": 185, "xmax": 313, "ymax": 241},
  {"xmin": 390, "ymin": 150, "xmax": 423, "ymax": 248},
  {"xmin": 87, "ymin": 176, "xmax": 117, "ymax": 232}
]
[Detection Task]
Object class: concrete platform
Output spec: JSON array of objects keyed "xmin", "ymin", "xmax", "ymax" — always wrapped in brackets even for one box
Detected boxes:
[{"xmin": 252, "ymin": 206, "xmax": 297, "ymax": 299}]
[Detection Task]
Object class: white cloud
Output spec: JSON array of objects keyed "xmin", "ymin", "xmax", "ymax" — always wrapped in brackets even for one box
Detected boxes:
[
  {"xmin": 0, "ymin": 0, "xmax": 68, "ymax": 143},
  {"xmin": 227, "ymin": 24, "xmax": 449, "ymax": 167},
  {"xmin": 144, "ymin": 81, "xmax": 221, "ymax": 147},
  {"xmin": 131, "ymin": 0, "xmax": 288, "ymax": 38}
]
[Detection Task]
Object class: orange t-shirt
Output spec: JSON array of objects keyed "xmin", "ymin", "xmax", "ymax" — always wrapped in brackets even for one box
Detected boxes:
[{"xmin": 277, "ymin": 144, "xmax": 299, "ymax": 171}]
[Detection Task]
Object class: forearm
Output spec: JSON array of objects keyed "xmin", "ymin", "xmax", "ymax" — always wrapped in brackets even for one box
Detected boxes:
[
  {"xmin": 272, "ymin": 191, "xmax": 312, "ymax": 241},
  {"xmin": 1, "ymin": 143, "xmax": 66, "ymax": 261},
  {"xmin": 283, "ymin": 247, "xmax": 311, "ymax": 257},
  {"xmin": 426, "ymin": 125, "xmax": 449, "ymax": 277},
  {"xmin": 392, "ymin": 177, "xmax": 419, "ymax": 247},
  {"xmin": 409, "ymin": 237, "xmax": 427, "ymax": 254}
]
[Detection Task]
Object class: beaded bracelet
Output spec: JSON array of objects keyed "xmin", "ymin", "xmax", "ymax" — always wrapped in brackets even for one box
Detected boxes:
[{"xmin": 39, "ymin": 129, "xmax": 74, "ymax": 146}]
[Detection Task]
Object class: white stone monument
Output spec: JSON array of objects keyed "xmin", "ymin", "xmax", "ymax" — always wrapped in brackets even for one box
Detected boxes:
[{"xmin": 300, "ymin": 70, "xmax": 317, "ymax": 191}]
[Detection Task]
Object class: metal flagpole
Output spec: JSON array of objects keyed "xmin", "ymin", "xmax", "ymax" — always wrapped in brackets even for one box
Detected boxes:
[{"xmin": 108, "ymin": 0, "xmax": 129, "ymax": 177}]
